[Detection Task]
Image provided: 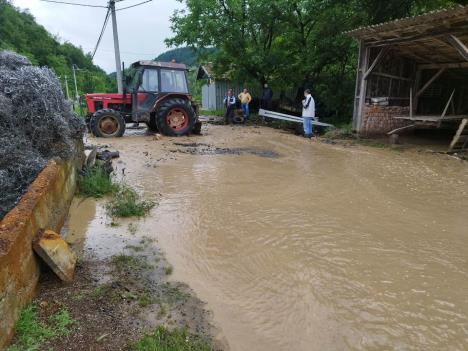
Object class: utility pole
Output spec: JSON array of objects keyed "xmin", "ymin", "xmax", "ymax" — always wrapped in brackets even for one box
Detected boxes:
[
  {"xmin": 72, "ymin": 64, "xmax": 79, "ymax": 102},
  {"xmin": 109, "ymin": 0, "xmax": 123, "ymax": 94}
]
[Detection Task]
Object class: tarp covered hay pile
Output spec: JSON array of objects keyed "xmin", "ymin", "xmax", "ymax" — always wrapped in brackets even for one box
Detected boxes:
[{"xmin": 0, "ymin": 51, "xmax": 85, "ymax": 219}]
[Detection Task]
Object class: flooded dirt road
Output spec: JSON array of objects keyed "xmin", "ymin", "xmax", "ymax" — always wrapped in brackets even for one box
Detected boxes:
[{"xmin": 74, "ymin": 125, "xmax": 468, "ymax": 350}]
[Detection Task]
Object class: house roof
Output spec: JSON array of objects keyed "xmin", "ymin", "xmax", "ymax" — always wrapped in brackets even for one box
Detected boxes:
[
  {"xmin": 347, "ymin": 5, "xmax": 468, "ymax": 65},
  {"xmin": 196, "ymin": 63, "xmax": 230, "ymax": 80}
]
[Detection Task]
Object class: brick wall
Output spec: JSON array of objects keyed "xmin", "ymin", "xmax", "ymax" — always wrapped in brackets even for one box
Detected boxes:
[
  {"xmin": 361, "ymin": 104, "xmax": 411, "ymax": 135},
  {"xmin": 0, "ymin": 145, "xmax": 83, "ymax": 350}
]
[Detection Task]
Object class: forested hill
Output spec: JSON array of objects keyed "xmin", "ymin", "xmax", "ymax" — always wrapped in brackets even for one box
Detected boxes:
[
  {"xmin": 155, "ymin": 47, "xmax": 198, "ymax": 66},
  {"xmin": 154, "ymin": 47, "xmax": 217, "ymax": 66},
  {"xmin": 0, "ymin": 0, "xmax": 114, "ymax": 94}
]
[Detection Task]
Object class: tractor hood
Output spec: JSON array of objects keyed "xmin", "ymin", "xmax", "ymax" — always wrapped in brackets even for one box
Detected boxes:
[{"xmin": 85, "ymin": 93, "xmax": 131, "ymax": 100}]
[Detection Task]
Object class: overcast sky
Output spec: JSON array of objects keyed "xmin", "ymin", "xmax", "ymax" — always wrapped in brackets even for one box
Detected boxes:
[{"xmin": 11, "ymin": 0, "xmax": 184, "ymax": 72}]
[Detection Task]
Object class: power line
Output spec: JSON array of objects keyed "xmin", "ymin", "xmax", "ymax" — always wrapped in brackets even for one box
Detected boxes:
[
  {"xmin": 92, "ymin": 7, "xmax": 111, "ymax": 59},
  {"xmin": 116, "ymin": 0, "xmax": 152, "ymax": 11},
  {"xmin": 39, "ymin": 0, "xmax": 108, "ymax": 8}
]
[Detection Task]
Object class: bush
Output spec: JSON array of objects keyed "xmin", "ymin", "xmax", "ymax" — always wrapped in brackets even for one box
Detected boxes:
[
  {"xmin": 78, "ymin": 163, "xmax": 118, "ymax": 198},
  {"xmin": 106, "ymin": 184, "xmax": 155, "ymax": 218},
  {"xmin": 133, "ymin": 326, "xmax": 212, "ymax": 351}
]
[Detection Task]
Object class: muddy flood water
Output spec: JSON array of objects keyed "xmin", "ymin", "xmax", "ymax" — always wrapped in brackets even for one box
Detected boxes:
[{"xmin": 68, "ymin": 125, "xmax": 468, "ymax": 350}]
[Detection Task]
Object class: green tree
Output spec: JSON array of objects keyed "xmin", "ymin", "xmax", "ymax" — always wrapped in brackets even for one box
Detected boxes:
[
  {"xmin": 0, "ymin": 0, "xmax": 115, "ymax": 96},
  {"xmin": 167, "ymin": 0, "xmax": 468, "ymax": 120}
]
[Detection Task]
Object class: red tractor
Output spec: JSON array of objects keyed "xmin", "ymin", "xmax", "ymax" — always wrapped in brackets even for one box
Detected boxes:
[{"xmin": 85, "ymin": 60, "xmax": 201, "ymax": 137}]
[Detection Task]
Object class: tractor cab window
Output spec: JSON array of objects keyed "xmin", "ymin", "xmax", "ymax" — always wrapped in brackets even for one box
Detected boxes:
[
  {"xmin": 160, "ymin": 69, "xmax": 188, "ymax": 93},
  {"xmin": 139, "ymin": 69, "xmax": 159, "ymax": 92}
]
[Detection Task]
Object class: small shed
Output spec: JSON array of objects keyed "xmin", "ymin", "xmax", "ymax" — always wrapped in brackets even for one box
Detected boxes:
[
  {"xmin": 348, "ymin": 5, "xmax": 468, "ymax": 150},
  {"xmin": 197, "ymin": 64, "xmax": 243, "ymax": 110}
]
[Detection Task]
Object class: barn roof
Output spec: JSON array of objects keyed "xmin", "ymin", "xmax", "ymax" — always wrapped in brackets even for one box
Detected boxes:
[{"xmin": 347, "ymin": 5, "xmax": 468, "ymax": 65}]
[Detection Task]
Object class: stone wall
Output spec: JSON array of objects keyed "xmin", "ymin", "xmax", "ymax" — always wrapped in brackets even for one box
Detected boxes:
[
  {"xmin": 0, "ymin": 149, "xmax": 82, "ymax": 350},
  {"xmin": 361, "ymin": 104, "xmax": 411, "ymax": 135}
]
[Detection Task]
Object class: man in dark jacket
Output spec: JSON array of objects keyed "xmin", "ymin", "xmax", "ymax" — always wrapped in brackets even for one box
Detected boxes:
[
  {"xmin": 260, "ymin": 83, "xmax": 273, "ymax": 110},
  {"xmin": 223, "ymin": 89, "xmax": 236, "ymax": 124}
]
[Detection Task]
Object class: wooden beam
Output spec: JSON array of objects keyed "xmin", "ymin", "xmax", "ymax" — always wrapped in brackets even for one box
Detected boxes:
[
  {"xmin": 364, "ymin": 47, "xmax": 389, "ymax": 80},
  {"xmin": 354, "ymin": 41, "xmax": 370, "ymax": 133},
  {"xmin": 387, "ymin": 124, "xmax": 417, "ymax": 135},
  {"xmin": 416, "ymin": 67, "xmax": 446, "ymax": 97},
  {"xmin": 440, "ymin": 89, "xmax": 456, "ymax": 120},
  {"xmin": 448, "ymin": 118, "xmax": 468, "ymax": 152},
  {"xmin": 418, "ymin": 62, "xmax": 468, "ymax": 70},
  {"xmin": 445, "ymin": 34, "xmax": 468, "ymax": 61}
]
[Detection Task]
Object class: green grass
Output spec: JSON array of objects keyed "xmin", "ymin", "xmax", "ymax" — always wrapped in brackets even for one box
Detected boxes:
[
  {"xmin": 199, "ymin": 109, "xmax": 225, "ymax": 117},
  {"xmin": 133, "ymin": 326, "xmax": 212, "ymax": 351},
  {"xmin": 8, "ymin": 305, "xmax": 74, "ymax": 351},
  {"xmin": 323, "ymin": 122, "xmax": 354, "ymax": 139},
  {"xmin": 111, "ymin": 254, "xmax": 152, "ymax": 271},
  {"xmin": 164, "ymin": 265, "xmax": 173, "ymax": 275},
  {"xmin": 106, "ymin": 185, "xmax": 155, "ymax": 218},
  {"xmin": 78, "ymin": 163, "xmax": 118, "ymax": 198}
]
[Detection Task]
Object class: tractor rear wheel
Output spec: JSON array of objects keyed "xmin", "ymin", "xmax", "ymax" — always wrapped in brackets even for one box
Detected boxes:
[
  {"xmin": 156, "ymin": 98, "xmax": 196, "ymax": 136},
  {"xmin": 90, "ymin": 109, "xmax": 126, "ymax": 138}
]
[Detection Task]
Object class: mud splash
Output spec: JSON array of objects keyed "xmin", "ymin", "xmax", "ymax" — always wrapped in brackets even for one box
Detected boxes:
[{"xmin": 71, "ymin": 125, "xmax": 468, "ymax": 351}]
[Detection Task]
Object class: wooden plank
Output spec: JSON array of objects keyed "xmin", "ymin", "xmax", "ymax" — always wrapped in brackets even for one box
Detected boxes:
[
  {"xmin": 445, "ymin": 34, "xmax": 468, "ymax": 61},
  {"xmin": 419, "ymin": 62, "xmax": 468, "ymax": 70},
  {"xmin": 387, "ymin": 124, "xmax": 417, "ymax": 135},
  {"xmin": 438, "ymin": 89, "xmax": 456, "ymax": 127},
  {"xmin": 364, "ymin": 47, "xmax": 389, "ymax": 80},
  {"xmin": 416, "ymin": 67, "xmax": 446, "ymax": 97},
  {"xmin": 449, "ymin": 118, "xmax": 468, "ymax": 152}
]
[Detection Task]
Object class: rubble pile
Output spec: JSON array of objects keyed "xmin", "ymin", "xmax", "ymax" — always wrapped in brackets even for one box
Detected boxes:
[{"xmin": 0, "ymin": 51, "xmax": 85, "ymax": 219}]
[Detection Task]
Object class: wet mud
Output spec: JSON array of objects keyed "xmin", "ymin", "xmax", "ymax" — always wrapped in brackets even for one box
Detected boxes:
[
  {"xmin": 66, "ymin": 124, "xmax": 468, "ymax": 351},
  {"xmin": 172, "ymin": 142, "xmax": 280, "ymax": 158}
]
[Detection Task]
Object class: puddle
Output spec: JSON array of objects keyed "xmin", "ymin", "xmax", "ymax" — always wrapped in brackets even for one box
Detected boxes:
[{"xmin": 68, "ymin": 125, "xmax": 468, "ymax": 351}]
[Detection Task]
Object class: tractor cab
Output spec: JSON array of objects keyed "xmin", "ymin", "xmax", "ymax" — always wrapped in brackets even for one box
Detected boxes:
[
  {"xmin": 126, "ymin": 60, "xmax": 190, "ymax": 124},
  {"xmin": 85, "ymin": 60, "xmax": 200, "ymax": 138}
]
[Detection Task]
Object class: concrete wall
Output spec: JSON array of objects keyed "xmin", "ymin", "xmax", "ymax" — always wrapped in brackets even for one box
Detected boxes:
[
  {"xmin": 361, "ymin": 104, "xmax": 411, "ymax": 135},
  {"xmin": 0, "ymin": 150, "xmax": 83, "ymax": 349}
]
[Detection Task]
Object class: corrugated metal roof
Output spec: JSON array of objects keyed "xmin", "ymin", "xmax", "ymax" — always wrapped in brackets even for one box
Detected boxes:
[{"xmin": 347, "ymin": 5, "xmax": 468, "ymax": 39}]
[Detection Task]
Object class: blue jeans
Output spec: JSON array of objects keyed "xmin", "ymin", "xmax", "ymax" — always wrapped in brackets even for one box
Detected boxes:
[
  {"xmin": 241, "ymin": 103, "xmax": 250, "ymax": 119},
  {"xmin": 303, "ymin": 117, "xmax": 313, "ymax": 135}
]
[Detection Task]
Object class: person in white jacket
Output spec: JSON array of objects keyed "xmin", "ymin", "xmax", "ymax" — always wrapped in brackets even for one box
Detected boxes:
[{"xmin": 302, "ymin": 89, "xmax": 315, "ymax": 138}]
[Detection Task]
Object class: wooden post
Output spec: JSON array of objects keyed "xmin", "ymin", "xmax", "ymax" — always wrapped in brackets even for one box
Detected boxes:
[
  {"xmin": 413, "ymin": 68, "xmax": 422, "ymax": 112},
  {"xmin": 354, "ymin": 41, "xmax": 370, "ymax": 133}
]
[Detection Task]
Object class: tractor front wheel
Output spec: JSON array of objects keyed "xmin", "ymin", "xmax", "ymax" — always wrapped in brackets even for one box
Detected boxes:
[
  {"xmin": 156, "ymin": 98, "xmax": 196, "ymax": 136},
  {"xmin": 90, "ymin": 109, "xmax": 126, "ymax": 138}
]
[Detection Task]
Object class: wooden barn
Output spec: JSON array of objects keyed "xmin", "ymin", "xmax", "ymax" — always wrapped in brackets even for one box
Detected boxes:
[
  {"xmin": 196, "ymin": 64, "xmax": 243, "ymax": 110},
  {"xmin": 348, "ymin": 5, "xmax": 468, "ymax": 151}
]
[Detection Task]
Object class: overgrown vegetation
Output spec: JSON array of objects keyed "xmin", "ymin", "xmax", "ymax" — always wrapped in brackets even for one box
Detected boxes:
[
  {"xmin": 78, "ymin": 163, "xmax": 154, "ymax": 217},
  {"xmin": 133, "ymin": 326, "xmax": 212, "ymax": 351},
  {"xmin": 0, "ymin": 1, "xmax": 115, "ymax": 96},
  {"xmin": 8, "ymin": 305, "xmax": 74, "ymax": 351},
  {"xmin": 77, "ymin": 163, "xmax": 118, "ymax": 198},
  {"xmin": 106, "ymin": 184, "xmax": 155, "ymax": 218}
]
